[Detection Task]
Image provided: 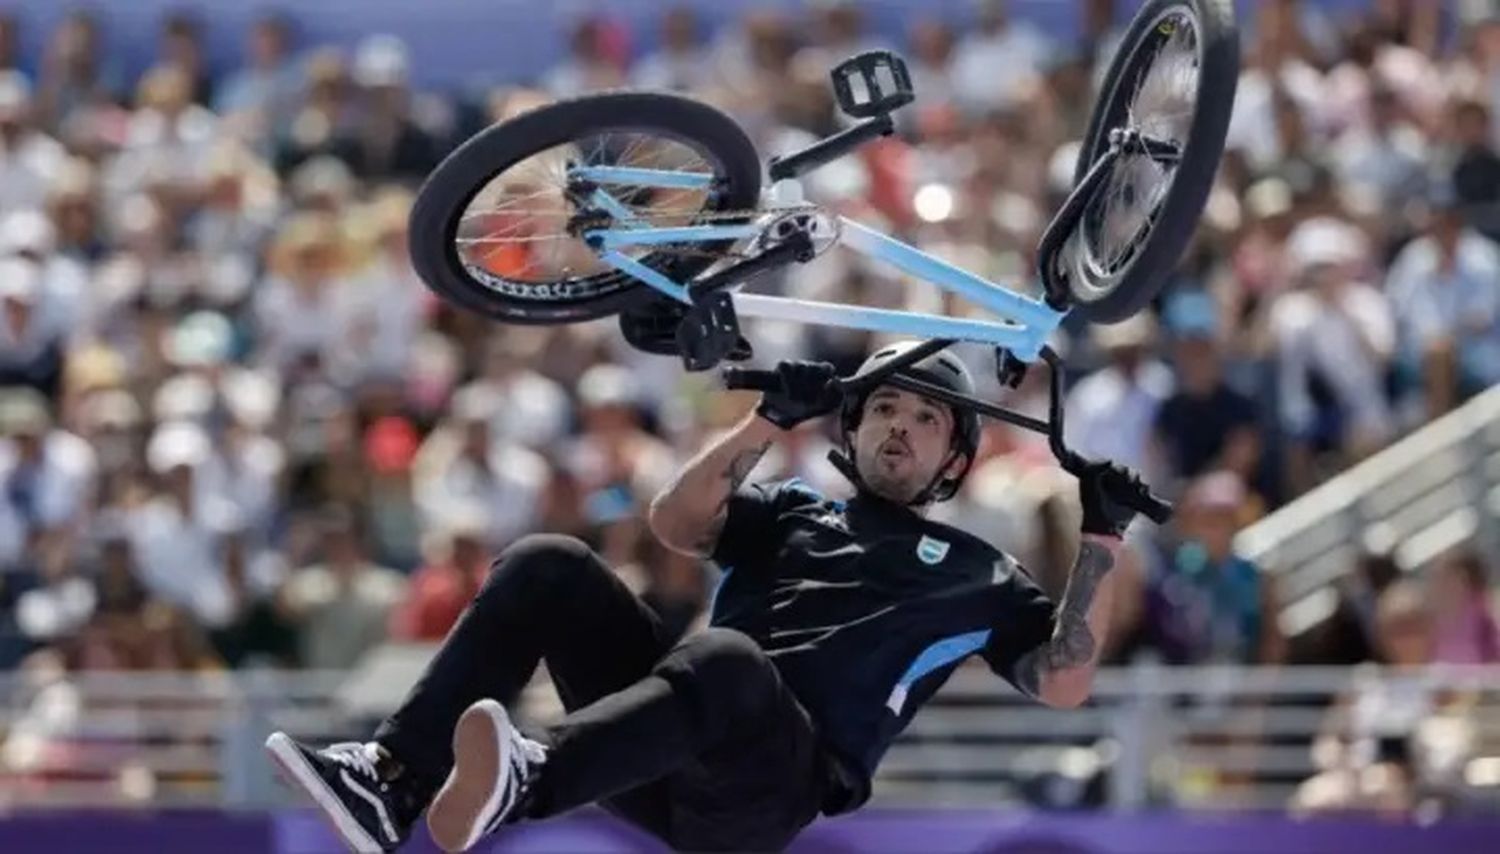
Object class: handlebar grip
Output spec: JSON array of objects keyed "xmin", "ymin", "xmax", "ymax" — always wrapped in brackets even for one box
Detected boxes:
[{"xmin": 721, "ymin": 367, "xmax": 783, "ymax": 392}]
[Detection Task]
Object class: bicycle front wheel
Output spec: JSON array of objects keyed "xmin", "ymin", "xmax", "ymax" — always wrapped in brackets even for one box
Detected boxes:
[{"xmin": 1062, "ymin": 0, "xmax": 1239, "ymax": 324}]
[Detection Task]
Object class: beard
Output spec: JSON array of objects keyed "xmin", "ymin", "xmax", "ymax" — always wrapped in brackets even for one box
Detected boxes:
[{"xmin": 854, "ymin": 437, "xmax": 932, "ymax": 505}]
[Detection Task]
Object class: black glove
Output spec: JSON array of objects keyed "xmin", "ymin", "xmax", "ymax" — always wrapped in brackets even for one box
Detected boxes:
[
  {"xmin": 755, "ymin": 360, "xmax": 842, "ymax": 430},
  {"xmin": 1075, "ymin": 458, "xmax": 1143, "ymax": 538}
]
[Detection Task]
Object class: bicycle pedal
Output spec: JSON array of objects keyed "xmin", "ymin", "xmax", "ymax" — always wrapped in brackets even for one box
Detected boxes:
[
  {"xmin": 675, "ymin": 291, "xmax": 743, "ymax": 372},
  {"xmin": 832, "ymin": 51, "xmax": 915, "ymax": 119}
]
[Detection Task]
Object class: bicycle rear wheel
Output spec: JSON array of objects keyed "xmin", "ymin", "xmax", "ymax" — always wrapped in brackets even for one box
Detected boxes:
[
  {"xmin": 409, "ymin": 92, "xmax": 763, "ymax": 325},
  {"xmin": 1061, "ymin": 0, "xmax": 1238, "ymax": 324}
]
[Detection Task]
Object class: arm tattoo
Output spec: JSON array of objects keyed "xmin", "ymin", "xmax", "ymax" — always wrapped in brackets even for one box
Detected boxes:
[
  {"xmin": 691, "ymin": 440, "xmax": 771, "ymax": 551},
  {"xmin": 1013, "ymin": 539, "xmax": 1116, "ymax": 698}
]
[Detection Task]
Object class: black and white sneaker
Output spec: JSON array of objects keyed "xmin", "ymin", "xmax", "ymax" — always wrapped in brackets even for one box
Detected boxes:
[
  {"xmin": 265, "ymin": 734, "xmax": 413, "ymax": 853},
  {"xmin": 425, "ymin": 699, "xmax": 549, "ymax": 852}
]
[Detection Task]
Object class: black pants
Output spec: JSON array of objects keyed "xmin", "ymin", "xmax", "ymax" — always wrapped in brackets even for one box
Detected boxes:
[{"xmin": 374, "ymin": 534, "xmax": 828, "ymax": 851}]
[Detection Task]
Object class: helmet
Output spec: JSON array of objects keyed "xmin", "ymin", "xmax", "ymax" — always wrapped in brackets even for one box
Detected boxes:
[{"xmin": 832, "ymin": 341, "xmax": 980, "ymax": 504}]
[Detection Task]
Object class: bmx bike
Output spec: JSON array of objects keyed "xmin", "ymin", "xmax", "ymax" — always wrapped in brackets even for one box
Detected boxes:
[{"xmin": 408, "ymin": 0, "xmax": 1240, "ymax": 524}]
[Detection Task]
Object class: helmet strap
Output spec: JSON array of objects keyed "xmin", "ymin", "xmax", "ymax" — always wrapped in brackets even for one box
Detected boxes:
[{"xmin": 830, "ymin": 439, "xmax": 969, "ymax": 509}]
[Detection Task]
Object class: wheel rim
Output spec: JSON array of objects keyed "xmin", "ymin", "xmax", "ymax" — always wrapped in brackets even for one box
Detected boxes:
[
  {"xmin": 1075, "ymin": 8, "xmax": 1202, "ymax": 298},
  {"xmin": 452, "ymin": 128, "xmax": 729, "ymax": 300}
]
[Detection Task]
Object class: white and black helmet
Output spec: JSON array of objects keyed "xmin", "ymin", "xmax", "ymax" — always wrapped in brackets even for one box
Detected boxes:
[{"xmin": 832, "ymin": 341, "xmax": 981, "ymax": 504}]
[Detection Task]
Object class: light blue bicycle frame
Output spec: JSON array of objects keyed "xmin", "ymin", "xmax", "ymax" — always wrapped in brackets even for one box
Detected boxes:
[{"xmin": 569, "ymin": 164, "xmax": 1069, "ymax": 362}]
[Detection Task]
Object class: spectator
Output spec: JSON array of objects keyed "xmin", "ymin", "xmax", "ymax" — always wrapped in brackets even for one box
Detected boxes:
[
  {"xmin": 106, "ymin": 65, "xmax": 219, "ymax": 201},
  {"xmin": 157, "ymin": 12, "xmax": 213, "ymax": 106},
  {"xmin": 215, "ymin": 13, "xmax": 300, "ymax": 134},
  {"xmin": 543, "ymin": 16, "xmax": 628, "ymax": 96},
  {"xmin": 0, "ymin": 387, "xmax": 95, "ymax": 574},
  {"xmin": 44, "ymin": 159, "xmax": 104, "ymax": 264},
  {"xmin": 1449, "ymin": 99, "xmax": 1500, "ymax": 241},
  {"xmin": 470, "ymin": 331, "xmax": 570, "ymax": 451},
  {"xmin": 1271, "ymin": 216, "xmax": 1395, "ymax": 492},
  {"xmin": 281, "ymin": 507, "xmax": 405, "ymax": 669},
  {"xmin": 1151, "ymin": 291, "xmax": 1263, "ymax": 494},
  {"xmin": 126, "ymin": 421, "xmax": 239, "ymax": 629},
  {"xmin": 0, "ymin": 257, "xmax": 66, "ymax": 399},
  {"xmin": 331, "ymin": 188, "xmax": 426, "ymax": 384},
  {"xmin": 35, "ymin": 11, "xmax": 119, "ymax": 130},
  {"xmin": 905, "ymin": 19, "xmax": 959, "ymax": 125},
  {"xmin": 0, "ymin": 14, "xmax": 18, "ymax": 80},
  {"xmin": 1428, "ymin": 549, "xmax": 1500, "ymax": 665},
  {"xmin": 795, "ymin": 0, "xmax": 885, "ymax": 78},
  {"xmin": 565, "ymin": 362, "xmax": 678, "ymax": 508},
  {"xmin": 411, "ymin": 383, "xmax": 547, "ymax": 551},
  {"xmin": 1329, "ymin": 82, "xmax": 1430, "ymax": 211},
  {"xmin": 252, "ymin": 211, "xmax": 357, "ymax": 377},
  {"xmin": 632, "ymin": 7, "xmax": 712, "ymax": 92},
  {"xmin": 348, "ymin": 35, "xmax": 442, "ymax": 182},
  {"xmin": 1305, "ymin": 549, "xmax": 1401, "ymax": 665},
  {"xmin": 1291, "ymin": 581, "xmax": 1439, "ymax": 820},
  {"xmin": 390, "ymin": 512, "xmax": 489, "ymax": 642},
  {"xmin": 207, "ymin": 528, "xmax": 297, "ymax": 668},
  {"xmin": 274, "ymin": 49, "xmax": 359, "ymax": 176},
  {"xmin": 0, "ymin": 72, "xmax": 68, "ymax": 216},
  {"xmin": 1139, "ymin": 471, "xmax": 1283, "ymax": 665},
  {"xmin": 950, "ymin": 0, "xmax": 1053, "ymax": 117},
  {"xmin": 1063, "ymin": 312, "xmax": 1174, "ymax": 477},
  {"xmin": 1386, "ymin": 185, "xmax": 1500, "ymax": 416},
  {"xmin": 362, "ymin": 415, "xmax": 424, "ymax": 569}
]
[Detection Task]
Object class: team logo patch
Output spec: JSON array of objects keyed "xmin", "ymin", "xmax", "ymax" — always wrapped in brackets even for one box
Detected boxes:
[{"xmin": 916, "ymin": 535, "xmax": 950, "ymax": 565}]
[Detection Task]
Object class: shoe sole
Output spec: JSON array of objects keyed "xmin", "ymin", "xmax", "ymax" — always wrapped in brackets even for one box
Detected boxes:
[
  {"xmin": 426, "ymin": 699, "xmax": 511, "ymax": 853},
  {"xmin": 265, "ymin": 732, "xmax": 387, "ymax": 853}
]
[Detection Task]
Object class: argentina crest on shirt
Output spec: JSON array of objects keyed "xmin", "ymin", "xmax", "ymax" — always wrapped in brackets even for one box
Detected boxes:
[{"xmin": 916, "ymin": 534, "xmax": 950, "ymax": 565}]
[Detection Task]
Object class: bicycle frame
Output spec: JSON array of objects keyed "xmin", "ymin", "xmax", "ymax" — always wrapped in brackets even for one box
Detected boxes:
[{"xmin": 571, "ymin": 166, "xmax": 1069, "ymax": 363}]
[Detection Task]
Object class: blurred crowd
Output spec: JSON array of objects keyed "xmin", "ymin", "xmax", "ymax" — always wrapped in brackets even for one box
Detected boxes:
[{"xmin": 2, "ymin": 0, "xmax": 1500, "ymax": 812}]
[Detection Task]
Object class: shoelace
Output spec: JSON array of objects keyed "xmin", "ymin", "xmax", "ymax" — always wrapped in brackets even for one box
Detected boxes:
[
  {"xmin": 324, "ymin": 742, "xmax": 380, "ymax": 781},
  {"xmin": 484, "ymin": 727, "xmax": 549, "ymax": 835}
]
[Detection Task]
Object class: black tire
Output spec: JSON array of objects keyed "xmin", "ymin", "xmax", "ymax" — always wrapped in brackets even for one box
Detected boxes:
[
  {"xmin": 409, "ymin": 92, "xmax": 762, "ymax": 325},
  {"xmin": 1063, "ymin": 0, "xmax": 1238, "ymax": 324}
]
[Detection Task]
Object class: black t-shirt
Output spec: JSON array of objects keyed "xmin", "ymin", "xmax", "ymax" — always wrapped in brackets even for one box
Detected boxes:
[
  {"xmin": 1154, "ymin": 385, "xmax": 1258, "ymax": 480},
  {"xmin": 709, "ymin": 478, "xmax": 1055, "ymax": 809}
]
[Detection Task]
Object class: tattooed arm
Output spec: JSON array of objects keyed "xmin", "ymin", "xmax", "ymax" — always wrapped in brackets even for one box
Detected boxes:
[
  {"xmin": 1011, "ymin": 535, "xmax": 1123, "ymax": 708},
  {"xmin": 648, "ymin": 410, "xmax": 778, "ymax": 557}
]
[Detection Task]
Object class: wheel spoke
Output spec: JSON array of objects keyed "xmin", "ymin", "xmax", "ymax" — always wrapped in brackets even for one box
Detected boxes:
[
  {"xmin": 1082, "ymin": 9, "xmax": 1200, "ymax": 283},
  {"xmin": 454, "ymin": 124, "xmax": 737, "ymax": 288}
]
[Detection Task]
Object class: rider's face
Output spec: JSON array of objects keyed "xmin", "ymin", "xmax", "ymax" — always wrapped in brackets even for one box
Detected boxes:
[{"xmin": 852, "ymin": 387, "xmax": 962, "ymax": 505}]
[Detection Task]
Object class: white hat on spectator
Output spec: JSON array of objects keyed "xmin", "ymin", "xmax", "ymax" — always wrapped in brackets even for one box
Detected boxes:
[
  {"xmin": 0, "ymin": 255, "xmax": 40, "ymax": 304},
  {"xmin": 0, "ymin": 209, "xmax": 56, "ymax": 256},
  {"xmin": 290, "ymin": 156, "xmax": 356, "ymax": 206},
  {"xmin": 147, "ymin": 420, "xmax": 213, "ymax": 472},
  {"xmin": 153, "ymin": 373, "xmax": 217, "ymax": 423},
  {"xmin": 221, "ymin": 369, "xmax": 281, "ymax": 431},
  {"xmin": 1245, "ymin": 178, "xmax": 1292, "ymax": 220},
  {"xmin": 578, "ymin": 363, "xmax": 641, "ymax": 408},
  {"xmin": 166, "ymin": 311, "xmax": 234, "ymax": 368},
  {"xmin": 78, "ymin": 388, "xmax": 144, "ymax": 431},
  {"xmin": 1286, "ymin": 216, "xmax": 1369, "ymax": 275},
  {"xmin": 353, "ymin": 34, "xmax": 410, "ymax": 88}
]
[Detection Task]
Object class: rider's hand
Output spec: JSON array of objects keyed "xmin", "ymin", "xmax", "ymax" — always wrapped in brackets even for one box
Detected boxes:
[
  {"xmin": 1075, "ymin": 458, "xmax": 1144, "ymax": 539},
  {"xmin": 755, "ymin": 360, "xmax": 842, "ymax": 430}
]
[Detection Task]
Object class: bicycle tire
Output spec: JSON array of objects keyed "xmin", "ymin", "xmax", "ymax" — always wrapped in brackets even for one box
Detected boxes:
[
  {"xmin": 1064, "ymin": 0, "xmax": 1238, "ymax": 324},
  {"xmin": 409, "ymin": 91, "xmax": 763, "ymax": 325}
]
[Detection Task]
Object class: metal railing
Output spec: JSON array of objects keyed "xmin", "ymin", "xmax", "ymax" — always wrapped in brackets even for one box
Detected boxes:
[
  {"xmin": 5, "ymin": 663, "xmax": 1500, "ymax": 812},
  {"xmin": 1235, "ymin": 386, "xmax": 1500, "ymax": 639}
]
